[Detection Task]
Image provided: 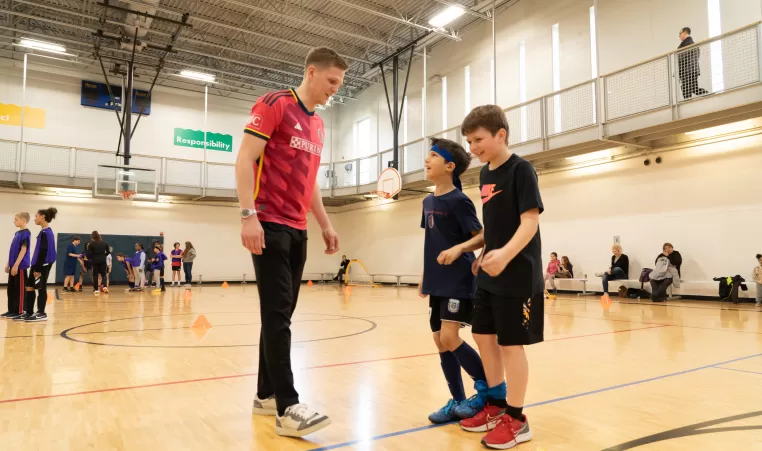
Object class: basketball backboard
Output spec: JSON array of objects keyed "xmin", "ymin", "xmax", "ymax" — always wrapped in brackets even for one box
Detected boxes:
[
  {"xmin": 93, "ymin": 164, "xmax": 159, "ymax": 202},
  {"xmin": 374, "ymin": 167, "xmax": 402, "ymax": 199}
]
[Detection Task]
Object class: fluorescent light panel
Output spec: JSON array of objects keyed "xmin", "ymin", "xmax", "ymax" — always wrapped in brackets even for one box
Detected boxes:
[
  {"xmin": 566, "ymin": 149, "xmax": 612, "ymax": 163},
  {"xmin": 429, "ymin": 5, "xmax": 465, "ymax": 28},
  {"xmin": 179, "ymin": 70, "xmax": 216, "ymax": 83},
  {"xmin": 16, "ymin": 38, "xmax": 66, "ymax": 54}
]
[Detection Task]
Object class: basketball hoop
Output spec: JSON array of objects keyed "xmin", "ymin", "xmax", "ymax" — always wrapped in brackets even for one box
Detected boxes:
[
  {"xmin": 372, "ymin": 167, "xmax": 402, "ymax": 200},
  {"xmin": 119, "ymin": 189, "xmax": 136, "ymax": 201}
]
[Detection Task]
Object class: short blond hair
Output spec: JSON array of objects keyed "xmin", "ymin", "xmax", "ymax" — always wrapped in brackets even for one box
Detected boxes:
[
  {"xmin": 15, "ymin": 212, "xmax": 30, "ymax": 222},
  {"xmin": 612, "ymin": 243, "xmax": 622, "ymax": 252}
]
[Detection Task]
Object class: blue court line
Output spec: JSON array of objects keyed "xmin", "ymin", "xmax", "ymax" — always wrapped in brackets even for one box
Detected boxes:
[
  {"xmin": 713, "ymin": 366, "xmax": 762, "ymax": 376},
  {"xmin": 309, "ymin": 351, "xmax": 762, "ymax": 451}
]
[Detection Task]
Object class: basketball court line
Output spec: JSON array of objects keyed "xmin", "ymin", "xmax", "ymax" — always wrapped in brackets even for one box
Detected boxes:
[
  {"xmin": 0, "ymin": 324, "xmax": 667, "ymax": 405},
  {"xmin": 554, "ymin": 295, "xmax": 762, "ymax": 313},
  {"xmin": 308, "ymin": 352, "xmax": 762, "ymax": 451},
  {"xmin": 712, "ymin": 366, "xmax": 762, "ymax": 376}
]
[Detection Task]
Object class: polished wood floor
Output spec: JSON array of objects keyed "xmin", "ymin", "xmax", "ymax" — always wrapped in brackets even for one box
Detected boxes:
[{"xmin": 1, "ymin": 284, "xmax": 761, "ymax": 450}]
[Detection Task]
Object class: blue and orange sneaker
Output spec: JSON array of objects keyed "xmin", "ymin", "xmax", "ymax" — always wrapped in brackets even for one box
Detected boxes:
[
  {"xmin": 428, "ymin": 399, "xmax": 459, "ymax": 424},
  {"xmin": 453, "ymin": 380, "xmax": 488, "ymax": 419}
]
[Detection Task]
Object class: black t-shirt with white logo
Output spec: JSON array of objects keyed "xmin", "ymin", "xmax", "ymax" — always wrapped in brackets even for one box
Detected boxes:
[
  {"xmin": 421, "ymin": 189, "xmax": 483, "ymax": 300},
  {"xmin": 478, "ymin": 153, "xmax": 544, "ymax": 298}
]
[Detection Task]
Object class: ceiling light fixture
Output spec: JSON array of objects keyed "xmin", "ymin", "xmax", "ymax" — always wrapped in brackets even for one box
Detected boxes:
[
  {"xmin": 429, "ymin": 5, "xmax": 465, "ymax": 28},
  {"xmin": 178, "ymin": 70, "xmax": 216, "ymax": 83},
  {"xmin": 15, "ymin": 38, "xmax": 66, "ymax": 54}
]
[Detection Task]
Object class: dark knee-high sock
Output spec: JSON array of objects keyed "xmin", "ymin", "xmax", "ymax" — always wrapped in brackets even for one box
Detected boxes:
[
  {"xmin": 24, "ymin": 290, "xmax": 36, "ymax": 314},
  {"xmin": 440, "ymin": 351, "xmax": 466, "ymax": 402},
  {"xmin": 452, "ymin": 341, "xmax": 486, "ymax": 382}
]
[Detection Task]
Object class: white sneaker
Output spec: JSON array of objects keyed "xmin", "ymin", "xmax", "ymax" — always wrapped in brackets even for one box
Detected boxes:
[
  {"xmin": 252, "ymin": 395, "xmax": 277, "ymax": 416},
  {"xmin": 595, "ymin": 272, "xmax": 604, "ymax": 277},
  {"xmin": 275, "ymin": 403, "xmax": 331, "ymax": 437}
]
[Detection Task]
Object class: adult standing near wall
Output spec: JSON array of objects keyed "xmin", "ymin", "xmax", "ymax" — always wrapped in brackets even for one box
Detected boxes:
[
  {"xmin": 182, "ymin": 241, "xmax": 196, "ymax": 288},
  {"xmin": 87, "ymin": 231, "xmax": 110, "ymax": 294}
]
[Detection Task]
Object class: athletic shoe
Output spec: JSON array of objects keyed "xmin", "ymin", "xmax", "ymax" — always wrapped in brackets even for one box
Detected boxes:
[
  {"xmin": 94, "ymin": 291, "xmax": 100, "ymax": 296},
  {"xmin": 460, "ymin": 404, "xmax": 505, "ymax": 432},
  {"xmin": 480, "ymin": 414, "xmax": 532, "ymax": 449},
  {"xmin": 25, "ymin": 313, "xmax": 47, "ymax": 322},
  {"xmin": 252, "ymin": 395, "xmax": 277, "ymax": 416},
  {"xmin": 6, "ymin": 313, "xmax": 21, "ymax": 320},
  {"xmin": 595, "ymin": 272, "xmax": 604, "ymax": 277},
  {"xmin": 453, "ymin": 384, "xmax": 488, "ymax": 419},
  {"xmin": 428, "ymin": 399, "xmax": 459, "ymax": 424},
  {"xmin": 13, "ymin": 312, "xmax": 32, "ymax": 321},
  {"xmin": 275, "ymin": 403, "xmax": 331, "ymax": 437},
  {"xmin": 0, "ymin": 312, "xmax": 12, "ymax": 318},
  {"xmin": 152, "ymin": 288, "xmax": 162, "ymax": 294}
]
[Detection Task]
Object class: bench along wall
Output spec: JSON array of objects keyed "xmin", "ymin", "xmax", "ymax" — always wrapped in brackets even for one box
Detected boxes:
[{"xmin": 333, "ymin": 134, "xmax": 762, "ymax": 298}]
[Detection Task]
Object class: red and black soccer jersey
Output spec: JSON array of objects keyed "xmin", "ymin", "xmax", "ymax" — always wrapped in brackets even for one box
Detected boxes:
[{"xmin": 244, "ymin": 88, "xmax": 325, "ymax": 231}]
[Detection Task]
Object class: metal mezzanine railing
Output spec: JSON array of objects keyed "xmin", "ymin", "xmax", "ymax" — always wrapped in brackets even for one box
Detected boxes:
[{"xmin": 326, "ymin": 21, "xmax": 761, "ymax": 190}]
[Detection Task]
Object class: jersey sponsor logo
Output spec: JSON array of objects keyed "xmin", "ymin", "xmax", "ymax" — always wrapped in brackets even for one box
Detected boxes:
[
  {"xmin": 294, "ymin": 121, "xmax": 303, "ymax": 131},
  {"xmin": 289, "ymin": 136, "xmax": 322, "ymax": 156},
  {"xmin": 248, "ymin": 114, "xmax": 263, "ymax": 128},
  {"xmin": 427, "ymin": 214, "xmax": 435, "ymax": 228},
  {"xmin": 481, "ymin": 184, "xmax": 502, "ymax": 204},
  {"xmin": 448, "ymin": 299, "xmax": 460, "ymax": 313}
]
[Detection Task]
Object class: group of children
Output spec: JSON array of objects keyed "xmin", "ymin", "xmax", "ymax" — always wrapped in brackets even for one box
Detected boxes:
[
  {"xmin": 3, "ymin": 208, "xmax": 58, "ymax": 322},
  {"xmin": 116, "ymin": 241, "xmax": 191, "ymax": 293},
  {"xmin": 419, "ymin": 105, "xmax": 544, "ymax": 449}
]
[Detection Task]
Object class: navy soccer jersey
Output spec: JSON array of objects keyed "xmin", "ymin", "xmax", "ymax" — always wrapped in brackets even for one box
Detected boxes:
[{"xmin": 421, "ymin": 189, "xmax": 482, "ymax": 300}]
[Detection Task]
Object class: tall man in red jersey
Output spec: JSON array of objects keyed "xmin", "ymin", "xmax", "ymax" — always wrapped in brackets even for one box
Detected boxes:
[{"xmin": 235, "ymin": 47, "xmax": 347, "ymax": 438}]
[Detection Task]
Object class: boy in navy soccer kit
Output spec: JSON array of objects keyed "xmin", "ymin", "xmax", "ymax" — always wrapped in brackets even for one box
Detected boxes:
[
  {"xmin": 3, "ymin": 212, "xmax": 31, "ymax": 319},
  {"xmin": 459, "ymin": 105, "xmax": 545, "ymax": 449},
  {"xmin": 151, "ymin": 244, "xmax": 167, "ymax": 292},
  {"xmin": 419, "ymin": 138, "xmax": 495, "ymax": 424}
]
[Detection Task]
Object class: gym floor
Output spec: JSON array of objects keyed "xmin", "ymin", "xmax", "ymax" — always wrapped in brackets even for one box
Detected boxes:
[{"xmin": 1, "ymin": 284, "xmax": 761, "ymax": 450}]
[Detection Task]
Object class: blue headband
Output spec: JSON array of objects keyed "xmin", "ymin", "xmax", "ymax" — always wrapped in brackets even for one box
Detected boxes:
[{"xmin": 431, "ymin": 144, "xmax": 462, "ymax": 191}]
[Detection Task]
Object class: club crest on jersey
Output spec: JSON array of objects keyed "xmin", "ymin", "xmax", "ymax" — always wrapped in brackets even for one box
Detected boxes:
[
  {"xmin": 448, "ymin": 299, "xmax": 460, "ymax": 313},
  {"xmin": 249, "ymin": 114, "xmax": 263, "ymax": 127},
  {"xmin": 427, "ymin": 214, "xmax": 435, "ymax": 228}
]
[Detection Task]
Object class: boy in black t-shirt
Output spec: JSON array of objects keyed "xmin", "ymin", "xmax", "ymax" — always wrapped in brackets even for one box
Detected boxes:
[
  {"xmin": 418, "ymin": 138, "xmax": 494, "ymax": 424},
  {"xmin": 459, "ymin": 105, "xmax": 544, "ymax": 450}
]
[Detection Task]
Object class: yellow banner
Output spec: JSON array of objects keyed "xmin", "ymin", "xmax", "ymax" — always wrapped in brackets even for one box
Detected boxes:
[{"xmin": 0, "ymin": 103, "xmax": 46, "ymax": 129}]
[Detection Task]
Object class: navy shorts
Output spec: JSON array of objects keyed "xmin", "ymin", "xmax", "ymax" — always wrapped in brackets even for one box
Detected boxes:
[{"xmin": 429, "ymin": 296, "xmax": 473, "ymax": 333}]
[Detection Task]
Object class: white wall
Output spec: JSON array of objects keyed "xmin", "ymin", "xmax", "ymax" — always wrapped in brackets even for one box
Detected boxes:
[
  {"xmin": 0, "ymin": 60, "xmax": 335, "ymax": 165},
  {"xmin": 0, "ymin": 192, "xmax": 338, "ymax": 284},
  {"xmin": 331, "ymin": 0, "xmax": 762, "ymax": 161},
  {"xmin": 332, "ymin": 135, "xmax": 762, "ymax": 296}
]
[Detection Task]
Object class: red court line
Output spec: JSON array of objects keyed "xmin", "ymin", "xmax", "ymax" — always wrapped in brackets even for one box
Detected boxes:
[{"xmin": 0, "ymin": 324, "xmax": 668, "ymax": 405}]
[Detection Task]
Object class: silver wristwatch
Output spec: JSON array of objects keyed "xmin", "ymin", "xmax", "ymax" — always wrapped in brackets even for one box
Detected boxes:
[{"xmin": 240, "ymin": 208, "xmax": 257, "ymax": 219}]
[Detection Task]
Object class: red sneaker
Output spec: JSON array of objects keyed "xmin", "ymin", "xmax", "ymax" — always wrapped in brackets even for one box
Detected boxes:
[
  {"xmin": 459, "ymin": 404, "xmax": 505, "ymax": 432},
  {"xmin": 481, "ymin": 414, "xmax": 532, "ymax": 449}
]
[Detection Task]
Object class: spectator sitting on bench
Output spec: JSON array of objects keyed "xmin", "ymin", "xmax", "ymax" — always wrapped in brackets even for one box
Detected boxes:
[
  {"xmin": 544, "ymin": 252, "xmax": 561, "ymax": 296},
  {"xmin": 557, "ymin": 256, "xmax": 574, "ymax": 279},
  {"xmin": 333, "ymin": 255, "xmax": 350, "ymax": 282},
  {"xmin": 650, "ymin": 252, "xmax": 680, "ymax": 302},
  {"xmin": 656, "ymin": 242, "xmax": 682, "ymax": 278},
  {"xmin": 596, "ymin": 243, "xmax": 629, "ymax": 299}
]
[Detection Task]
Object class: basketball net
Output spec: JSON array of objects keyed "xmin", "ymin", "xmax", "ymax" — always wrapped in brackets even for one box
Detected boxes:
[{"xmin": 119, "ymin": 190, "xmax": 136, "ymax": 201}]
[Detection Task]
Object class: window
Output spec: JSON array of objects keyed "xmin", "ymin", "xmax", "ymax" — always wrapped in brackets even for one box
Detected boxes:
[
  {"xmin": 354, "ymin": 117, "xmax": 371, "ymax": 158},
  {"xmin": 551, "ymin": 23, "xmax": 562, "ymax": 133},
  {"xmin": 442, "ymin": 75, "xmax": 448, "ymax": 131},
  {"xmin": 707, "ymin": 0, "xmax": 724, "ymax": 92},
  {"xmin": 464, "ymin": 65, "xmax": 471, "ymax": 116},
  {"xmin": 403, "ymin": 95, "xmax": 408, "ymax": 144}
]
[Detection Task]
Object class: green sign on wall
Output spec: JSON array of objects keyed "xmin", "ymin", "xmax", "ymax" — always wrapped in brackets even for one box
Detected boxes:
[{"xmin": 174, "ymin": 128, "xmax": 233, "ymax": 152}]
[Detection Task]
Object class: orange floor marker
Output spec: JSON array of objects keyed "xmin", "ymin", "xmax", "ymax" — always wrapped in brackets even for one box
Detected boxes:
[
  {"xmin": 184, "ymin": 290, "xmax": 193, "ymax": 300},
  {"xmin": 74, "ymin": 282, "xmax": 81, "ymax": 290},
  {"xmin": 221, "ymin": 282, "xmax": 229, "ymax": 288},
  {"xmin": 190, "ymin": 315, "xmax": 212, "ymax": 330},
  {"xmin": 307, "ymin": 280, "xmax": 313, "ymax": 286}
]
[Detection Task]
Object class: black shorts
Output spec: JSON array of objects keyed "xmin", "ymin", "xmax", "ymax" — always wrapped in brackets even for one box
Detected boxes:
[
  {"xmin": 471, "ymin": 288, "xmax": 544, "ymax": 346},
  {"xmin": 429, "ymin": 296, "xmax": 473, "ymax": 333}
]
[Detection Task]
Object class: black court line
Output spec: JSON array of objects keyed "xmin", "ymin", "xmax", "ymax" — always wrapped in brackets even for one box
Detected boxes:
[
  {"xmin": 58, "ymin": 312, "xmax": 378, "ymax": 348},
  {"xmin": 600, "ymin": 411, "xmax": 762, "ymax": 450}
]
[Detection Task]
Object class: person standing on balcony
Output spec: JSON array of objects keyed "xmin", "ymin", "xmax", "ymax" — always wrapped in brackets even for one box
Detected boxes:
[{"xmin": 678, "ymin": 27, "xmax": 709, "ymax": 99}]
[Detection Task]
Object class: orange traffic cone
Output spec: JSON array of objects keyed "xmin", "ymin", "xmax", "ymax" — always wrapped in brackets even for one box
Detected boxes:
[
  {"xmin": 307, "ymin": 280, "xmax": 313, "ymax": 286},
  {"xmin": 221, "ymin": 281, "xmax": 229, "ymax": 288}
]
